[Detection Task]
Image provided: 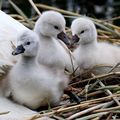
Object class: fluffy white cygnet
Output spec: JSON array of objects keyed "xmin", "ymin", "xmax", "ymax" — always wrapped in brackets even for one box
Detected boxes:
[
  {"xmin": 0, "ymin": 10, "xmax": 28, "ymax": 63},
  {"xmin": 34, "ymin": 11, "xmax": 78, "ymax": 73},
  {"xmin": 71, "ymin": 17, "xmax": 120, "ymax": 74},
  {"xmin": 3, "ymin": 30, "xmax": 69, "ymax": 109}
]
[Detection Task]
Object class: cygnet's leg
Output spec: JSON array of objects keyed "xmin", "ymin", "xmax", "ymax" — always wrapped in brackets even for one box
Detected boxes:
[{"xmin": 0, "ymin": 96, "xmax": 38, "ymax": 120}]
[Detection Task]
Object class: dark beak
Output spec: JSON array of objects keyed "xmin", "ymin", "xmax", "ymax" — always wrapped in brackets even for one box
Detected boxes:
[
  {"xmin": 12, "ymin": 45, "xmax": 25, "ymax": 56},
  {"xmin": 57, "ymin": 31, "xmax": 70, "ymax": 45},
  {"xmin": 72, "ymin": 34, "xmax": 79, "ymax": 44}
]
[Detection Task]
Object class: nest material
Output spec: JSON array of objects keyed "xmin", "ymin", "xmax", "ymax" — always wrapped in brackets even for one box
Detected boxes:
[{"xmin": 0, "ymin": 1, "xmax": 120, "ymax": 119}]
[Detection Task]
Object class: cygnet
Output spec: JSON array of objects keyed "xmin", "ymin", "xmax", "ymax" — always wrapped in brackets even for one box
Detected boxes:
[
  {"xmin": 71, "ymin": 17, "xmax": 120, "ymax": 74},
  {"xmin": 3, "ymin": 30, "xmax": 69, "ymax": 109},
  {"xmin": 34, "ymin": 11, "xmax": 78, "ymax": 73}
]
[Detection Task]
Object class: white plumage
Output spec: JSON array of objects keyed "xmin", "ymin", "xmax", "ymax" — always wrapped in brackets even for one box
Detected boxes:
[
  {"xmin": 71, "ymin": 17, "xmax": 120, "ymax": 74},
  {"xmin": 2, "ymin": 30, "xmax": 69, "ymax": 110},
  {"xmin": 0, "ymin": 96, "xmax": 54, "ymax": 119},
  {"xmin": 0, "ymin": 96, "xmax": 38, "ymax": 120}
]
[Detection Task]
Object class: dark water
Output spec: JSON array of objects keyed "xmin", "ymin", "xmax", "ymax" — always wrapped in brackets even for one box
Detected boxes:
[{"xmin": 1, "ymin": 0, "xmax": 120, "ymax": 26}]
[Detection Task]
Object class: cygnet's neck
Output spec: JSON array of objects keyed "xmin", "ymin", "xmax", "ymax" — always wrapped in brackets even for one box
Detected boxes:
[
  {"xmin": 18, "ymin": 55, "xmax": 37, "ymax": 67},
  {"xmin": 80, "ymin": 39, "xmax": 97, "ymax": 49},
  {"xmin": 39, "ymin": 33, "xmax": 53, "ymax": 41}
]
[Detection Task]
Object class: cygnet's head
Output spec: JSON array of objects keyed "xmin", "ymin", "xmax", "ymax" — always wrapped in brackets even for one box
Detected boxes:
[
  {"xmin": 12, "ymin": 30, "xmax": 39, "ymax": 57},
  {"xmin": 71, "ymin": 17, "xmax": 97, "ymax": 45},
  {"xmin": 34, "ymin": 11, "xmax": 70, "ymax": 45}
]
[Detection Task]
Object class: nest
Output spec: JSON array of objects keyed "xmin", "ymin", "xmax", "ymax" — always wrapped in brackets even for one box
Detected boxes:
[{"xmin": 0, "ymin": 0, "xmax": 120, "ymax": 119}]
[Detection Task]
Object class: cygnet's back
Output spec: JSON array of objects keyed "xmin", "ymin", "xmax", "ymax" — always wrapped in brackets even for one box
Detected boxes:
[
  {"xmin": 71, "ymin": 17, "xmax": 120, "ymax": 74},
  {"xmin": 34, "ymin": 11, "xmax": 78, "ymax": 73},
  {"xmin": 3, "ymin": 30, "xmax": 69, "ymax": 109}
]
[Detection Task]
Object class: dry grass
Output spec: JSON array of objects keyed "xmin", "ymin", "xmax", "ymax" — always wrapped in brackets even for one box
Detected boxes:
[{"xmin": 0, "ymin": 0, "xmax": 120, "ymax": 119}]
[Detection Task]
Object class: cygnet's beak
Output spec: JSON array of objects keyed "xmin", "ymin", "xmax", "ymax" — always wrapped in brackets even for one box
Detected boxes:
[
  {"xmin": 57, "ymin": 31, "xmax": 70, "ymax": 45},
  {"xmin": 71, "ymin": 34, "xmax": 79, "ymax": 45},
  {"xmin": 12, "ymin": 45, "xmax": 25, "ymax": 56}
]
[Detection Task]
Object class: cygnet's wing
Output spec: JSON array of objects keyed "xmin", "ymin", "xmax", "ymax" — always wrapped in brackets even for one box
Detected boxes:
[{"xmin": 0, "ymin": 10, "xmax": 28, "ymax": 62}]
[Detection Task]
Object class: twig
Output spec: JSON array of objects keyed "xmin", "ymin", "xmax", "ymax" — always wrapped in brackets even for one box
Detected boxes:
[
  {"xmin": 10, "ymin": 14, "xmax": 24, "ymax": 20},
  {"xmin": 35, "ymin": 4, "xmax": 80, "ymax": 16},
  {"xmin": 11, "ymin": 41, "xmax": 16, "ymax": 50},
  {"xmin": 52, "ymin": 115, "xmax": 65, "ymax": 120},
  {"xmin": 94, "ymin": 105, "xmax": 120, "ymax": 113},
  {"xmin": 108, "ymin": 62, "xmax": 120, "ymax": 73},
  {"xmin": 86, "ymin": 91, "xmax": 104, "ymax": 97},
  {"xmin": 106, "ymin": 112, "xmax": 113, "ymax": 120},
  {"xmin": 67, "ymin": 102, "xmax": 108, "ymax": 120},
  {"xmin": 96, "ymin": 85, "xmax": 119, "ymax": 91},
  {"xmin": 75, "ymin": 112, "xmax": 108, "ymax": 120},
  {"xmin": 104, "ymin": 16, "xmax": 120, "ymax": 22},
  {"xmin": 28, "ymin": 0, "xmax": 41, "ymax": 15},
  {"xmin": 91, "ymin": 100, "xmax": 114, "ymax": 120},
  {"xmin": 80, "ymin": 94, "xmax": 120, "ymax": 105},
  {"xmin": 38, "ymin": 103, "xmax": 89, "ymax": 117}
]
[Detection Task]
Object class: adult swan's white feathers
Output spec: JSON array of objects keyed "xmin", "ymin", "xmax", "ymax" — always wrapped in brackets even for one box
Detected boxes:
[
  {"xmin": 0, "ymin": 10, "xmax": 28, "ymax": 62},
  {"xmin": 2, "ymin": 30, "xmax": 69, "ymax": 109},
  {"xmin": 0, "ymin": 96, "xmax": 54, "ymax": 119},
  {"xmin": 0, "ymin": 96, "xmax": 38, "ymax": 120},
  {"xmin": 71, "ymin": 17, "xmax": 120, "ymax": 74}
]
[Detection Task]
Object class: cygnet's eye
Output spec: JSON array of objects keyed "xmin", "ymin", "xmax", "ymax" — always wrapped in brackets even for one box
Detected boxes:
[
  {"xmin": 54, "ymin": 25, "xmax": 59, "ymax": 30},
  {"xmin": 26, "ymin": 41, "xmax": 31, "ymax": 45},
  {"xmin": 80, "ymin": 30, "xmax": 85, "ymax": 34}
]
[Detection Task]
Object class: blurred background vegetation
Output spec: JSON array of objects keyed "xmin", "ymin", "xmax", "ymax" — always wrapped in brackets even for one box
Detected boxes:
[{"xmin": 1, "ymin": 0, "xmax": 120, "ymax": 26}]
